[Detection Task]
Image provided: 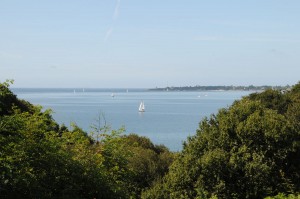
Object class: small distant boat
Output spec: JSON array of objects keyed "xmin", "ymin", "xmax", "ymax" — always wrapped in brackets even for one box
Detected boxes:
[
  {"xmin": 111, "ymin": 93, "xmax": 115, "ymax": 97},
  {"xmin": 139, "ymin": 101, "xmax": 145, "ymax": 112}
]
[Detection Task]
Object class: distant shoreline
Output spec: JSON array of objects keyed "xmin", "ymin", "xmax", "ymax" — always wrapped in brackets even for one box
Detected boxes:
[
  {"xmin": 149, "ymin": 85, "xmax": 291, "ymax": 92},
  {"xmin": 11, "ymin": 85, "xmax": 291, "ymax": 93}
]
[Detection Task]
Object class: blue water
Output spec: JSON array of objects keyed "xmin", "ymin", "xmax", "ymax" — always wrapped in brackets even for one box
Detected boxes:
[{"xmin": 13, "ymin": 88, "xmax": 252, "ymax": 151}]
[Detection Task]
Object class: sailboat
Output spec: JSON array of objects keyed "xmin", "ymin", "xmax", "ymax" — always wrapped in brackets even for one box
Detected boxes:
[{"xmin": 139, "ymin": 101, "xmax": 145, "ymax": 112}]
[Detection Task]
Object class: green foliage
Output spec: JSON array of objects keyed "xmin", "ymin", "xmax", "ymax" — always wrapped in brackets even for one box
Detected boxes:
[
  {"xmin": 144, "ymin": 82, "xmax": 300, "ymax": 199},
  {"xmin": 0, "ymin": 109, "xmax": 81, "ymax": 198},
  {"xmin": 247, "ymin": 89, "xmax": 291, "ymax": 114},
  {"xmin": 123, "ymin": 134, "xmax": 174, "ymax": 197},
  {"xmin": 0, "ymin": 81, "xmax": 138, "ymax": 198},
  {"xmin": 2, "ymin": 80, "xmax": 300, "ymax": 198},
  {"xmin": 0, "ymin": 81, "xmax": 175, "ymax": 198},
  {"xmin": 0, "ymin": 79, "xmax": 34, "ymax": 116},
  {"xmin": 265, "ymin": 193, "xmax": 300, "ymax": 199}
]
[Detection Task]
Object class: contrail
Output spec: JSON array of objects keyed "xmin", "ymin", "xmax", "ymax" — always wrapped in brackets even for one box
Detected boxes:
[
  {"xmin": 104, "ymin": 27, "xmax": 113, "ymax": 42},
  {"xmin": 104, "ymin": 0, "xmax": 120, "ymax": 42},
  {"xmin": 113, "ymin": 0, "xmax": 121, "ymax": 20}
]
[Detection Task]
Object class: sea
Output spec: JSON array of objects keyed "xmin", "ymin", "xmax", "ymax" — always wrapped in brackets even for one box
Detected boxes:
[{"xmin": 12, "ymin": 88, "xmax": 252, "ymax": 151}]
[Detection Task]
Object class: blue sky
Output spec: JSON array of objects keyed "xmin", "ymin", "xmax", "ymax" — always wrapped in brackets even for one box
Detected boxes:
[{"xmin": 1, "ymin": 0, "xmax": 300, "ymax": 88}]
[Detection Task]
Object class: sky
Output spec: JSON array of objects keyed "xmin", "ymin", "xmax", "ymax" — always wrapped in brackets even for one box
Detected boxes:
[{"xmin": 1, "ymin": 0, "xmax": 300, "ymax": 88}]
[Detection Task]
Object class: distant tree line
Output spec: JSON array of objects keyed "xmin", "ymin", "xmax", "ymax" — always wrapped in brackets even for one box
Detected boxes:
[
  {"xmin": 149, "ymin": 85, "xmax": 291, "ymax": 92},
  {"xmin": 1, "ymin": 79, "xmax": 300, "ymax": 198}
]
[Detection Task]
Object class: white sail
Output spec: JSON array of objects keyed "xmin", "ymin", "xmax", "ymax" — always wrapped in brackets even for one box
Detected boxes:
[{"xmin": 139, "ymin": 101, "xmax": 145, "ymax": 112}]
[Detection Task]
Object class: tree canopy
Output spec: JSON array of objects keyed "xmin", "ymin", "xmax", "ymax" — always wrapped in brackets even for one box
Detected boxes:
[
  {"xmin": 0, "ymin": 80, "xmax": 173, "ymax": 198},
  {"xmin": 143, "ymin": 83, "xmax": 300, "ymax": 199},
  {"xmin": 1, "ymin": 80, "xmax": 300, "ymax": 199}
]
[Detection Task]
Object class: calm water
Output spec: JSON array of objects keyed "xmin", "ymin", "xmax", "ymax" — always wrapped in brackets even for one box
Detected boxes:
[{"xmin": 13, "ymin": 88, "xmax": 252, "ymax": 151}]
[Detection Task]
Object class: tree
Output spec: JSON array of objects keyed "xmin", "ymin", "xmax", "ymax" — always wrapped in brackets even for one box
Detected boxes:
[
  {"xmin": 0, "ymin": 81, "xmax": 135, "ymax": 198},
  {"xmin": 122, "ymin": 134, "xmax": 174, "ymax": 197},
  {"xmin": 143, "ymin": 82, "xmax": 300, "ymax": 199}
]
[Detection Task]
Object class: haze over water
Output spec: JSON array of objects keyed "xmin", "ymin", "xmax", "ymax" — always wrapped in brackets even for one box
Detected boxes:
[{"xmin": 14, "ymin": 88, "xmax": 252, "ymax": 151}]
